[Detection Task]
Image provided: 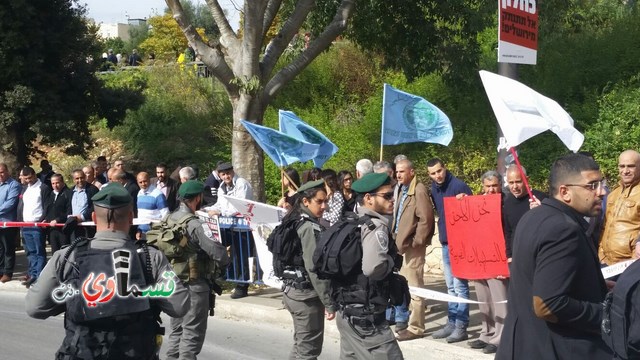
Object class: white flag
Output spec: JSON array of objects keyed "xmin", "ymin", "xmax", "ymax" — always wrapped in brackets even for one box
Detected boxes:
[{"xmin": 479, "ymin": 70, "xmax": 584, "ymax": 152}]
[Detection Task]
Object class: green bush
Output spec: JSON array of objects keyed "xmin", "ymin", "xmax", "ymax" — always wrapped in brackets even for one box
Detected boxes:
[{"xmin": 113, "ymin": 66, "xmax": 232, "ymax": 173}]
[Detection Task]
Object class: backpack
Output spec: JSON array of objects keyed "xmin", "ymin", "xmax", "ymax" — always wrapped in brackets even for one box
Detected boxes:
[
  {"xmin": 602, "ymin": 260, "xmax": 640, "ymax": 359},
  {"xmin": 146, "ymin": 212, "xmax": 198, "ymax": 282},
  {"xmin": 312, "ymin": 215, "xmax": 373, "ymax": 280},
  {"xmin": 266, "ymin": 216, "xmax": 304, "ymax": 278}
]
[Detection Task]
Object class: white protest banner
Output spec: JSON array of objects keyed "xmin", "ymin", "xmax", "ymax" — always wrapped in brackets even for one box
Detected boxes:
[
  {"xmin": 479, "ymin": 70, "xmax": 584, "ymax": 152},
  {"xmin": 602, "ymin": 259, "xmax": 636, "ymax": 280},
  {"xmin": 410, "ymin": 286, "xmax": 507, "ymax": 304},
  {"xmin": 221, "ymin": 195, "xmax": 286, "ymax": 289}
]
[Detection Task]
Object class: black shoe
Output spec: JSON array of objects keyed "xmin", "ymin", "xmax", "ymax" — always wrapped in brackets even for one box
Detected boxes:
[
  {"xmin": 23, "ymin": 277, "xmax": 36, "ymax": 288},
  {"xmin": 230, "ymin": 285, "xmax": 248, "ymax": 299},
  {"xmin": 467, "ymin": 339, "xmax": 488, "ymax": 349},
  {"xmin": 394, "ymin": 322, "xmax": 408, "ymax": 333},
  {"xmin": 483, "ymin": 344, "xmax": 498, "ymax": 354}
]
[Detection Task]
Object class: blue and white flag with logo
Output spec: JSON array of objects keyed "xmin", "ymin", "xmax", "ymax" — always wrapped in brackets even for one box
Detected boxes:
[
  {"xmin": 241, "ymin": 120, "xmax": 320, "ymax": 167},
  {"xmin": 381, "ymin": 84, "xmax": 454, "ymax": 146},
  {"xmin": 278, "ymin": 110, "xmax": 338, "ymax": 168}
]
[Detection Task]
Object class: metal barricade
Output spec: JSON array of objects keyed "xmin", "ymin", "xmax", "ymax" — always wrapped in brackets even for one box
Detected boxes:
[{"xmin": 218, "ymin": 216, "xmax": 263, "ymax": 284}]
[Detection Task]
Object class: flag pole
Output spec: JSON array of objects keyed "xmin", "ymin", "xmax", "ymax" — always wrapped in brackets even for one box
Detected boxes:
[
  {"xmin": 281, "ymin": 167, "xmax": 298, "ymax": 191},
  {"xmin": 508, "ymin": 147, "xmax": 534, "ymax": 200},
  {"xmin": 380, "ymin": 84, "xmax": 387, "ymax": 162},
  {"xmin": 280, "ymin": 167, "xmax": 286, "ymax": 197}
]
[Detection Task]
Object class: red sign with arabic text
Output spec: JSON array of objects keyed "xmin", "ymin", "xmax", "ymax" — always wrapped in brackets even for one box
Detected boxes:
[{"xmin": 444, "ymin": 194, "xmax": 509, "ymax": 279}]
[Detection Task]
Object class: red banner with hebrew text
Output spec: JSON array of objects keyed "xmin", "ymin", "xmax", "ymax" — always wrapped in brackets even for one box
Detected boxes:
[{"xmin": 444, "ymin": 194, "xmax": 509, "ymax": 279}]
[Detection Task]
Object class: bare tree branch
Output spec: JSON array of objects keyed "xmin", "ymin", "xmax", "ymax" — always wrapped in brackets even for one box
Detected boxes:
[
  {"xmin": 165, "ymin": 0, "xmax": 238, "ymax": 94},
  {"xmin": 242, "ymin": 1, "xmax": 269, "ymax": 79},
  {"xmin": 260, "ymin": 0, "xmax": 315, "ymax": 82},
  {"xmin": 204, "ymin": 0, "xmax": 237, "ymax": 41},
  {"xmin": 262, "ymin": 0, "xmax": 356, "ymax": 105},
  {"xmin": 262, "ymin": 0, "xmax": 283, "ymax": 40}
]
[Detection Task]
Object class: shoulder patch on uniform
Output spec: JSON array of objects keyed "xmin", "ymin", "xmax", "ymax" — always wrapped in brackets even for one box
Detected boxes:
[
  {"xmin": 375, "ymin": 231, "xmax": 388, "ymax": 252},
  {"xmin": 201, "ymin": 223, "xmax": 214, "ymax": 240}
]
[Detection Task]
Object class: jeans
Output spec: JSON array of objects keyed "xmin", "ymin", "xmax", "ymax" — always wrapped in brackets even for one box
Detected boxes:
[
  {"xmin": 386, "ymin": 302, "xmax": 410, "ymax": 324},
  {"xmin": 442, "ymin": 244, "xmax": 470, "ymax": 326},
  {"xmin": 22, "ymin": 227, "xmax": 46, "ymax": 278}
]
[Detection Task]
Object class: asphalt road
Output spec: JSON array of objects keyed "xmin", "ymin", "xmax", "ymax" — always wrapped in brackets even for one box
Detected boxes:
[{"xmin": 0, "ymin": 290, "xmax": 341, "ymax": 360}]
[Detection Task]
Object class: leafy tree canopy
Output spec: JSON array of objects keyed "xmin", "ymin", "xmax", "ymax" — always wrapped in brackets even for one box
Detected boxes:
[
  {"xmin": 140, "ymin": 13, "xmax": 207, "ymax": 62},
  {"xmin": 0, "ymin": 0, "xmax": 101, "ymax": 167}
]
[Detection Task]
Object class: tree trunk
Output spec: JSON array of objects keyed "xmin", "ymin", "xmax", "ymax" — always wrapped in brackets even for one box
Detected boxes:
[
  {"xmin": 0, "ymin": 124, "xmax": 25, "ymax": 173},
  {"xmin": 231, "ymin": 94, "xmax": 265, "ymax": 202}
]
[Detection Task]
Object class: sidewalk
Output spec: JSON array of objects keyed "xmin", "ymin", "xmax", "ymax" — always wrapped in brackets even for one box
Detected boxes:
[{"xmin": 2, "ymin": 250, "xmax": 494, "ymax": 360}]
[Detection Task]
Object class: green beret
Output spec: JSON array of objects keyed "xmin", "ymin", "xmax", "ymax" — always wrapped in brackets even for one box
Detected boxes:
[
  {"xmin": 91, "ymin": 183, "xmax": 132, "ymax": 209},
  {"xmin": 351, "ymin": 173, "xmax": 391, "ymax": 194},
  {"xmin": 297, "ymin": 179, "xmax": 325, "ymax": 194},
  {"xmin": 179, "ymin": 180, "xmax": 205, "ymax": 198}
]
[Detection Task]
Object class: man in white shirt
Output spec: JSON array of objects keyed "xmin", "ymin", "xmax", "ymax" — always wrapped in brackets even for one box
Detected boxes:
[
  {"xmin": 205, "ymin": 162, "xmax": 254, "ymax": 299},
  {"xmin": 17, "ymin": 166, "xmax": 51, "ymax": 287},
  {"xmin": 205, "ymin": 162, "xmax": 253, "ymax": 216}
]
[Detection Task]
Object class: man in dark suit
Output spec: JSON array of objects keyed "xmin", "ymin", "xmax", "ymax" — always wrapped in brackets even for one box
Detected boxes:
[
  {"xmin": 151, "ymin": 163, "xmax": 179, "ymax": 212},
  {"xmin": 496, "ymin": 153, "xmax": 612, "ymax": 360},
  {"xmin": 44, "ymin": 173, "xmax": 73, "ymax": 253}
]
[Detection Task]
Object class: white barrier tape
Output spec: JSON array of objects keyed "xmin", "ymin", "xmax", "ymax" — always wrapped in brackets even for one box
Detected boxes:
[
  {"xmin": 602, "ymin": 259, "xmax": 636, "ymax": 279},
  {"xmin": 78, "ymin": 218, "xmax": 152, "ymax": 227},
  {"xmin": 409, "ymin": 286, "xmax": 507, "ymax": 304}
]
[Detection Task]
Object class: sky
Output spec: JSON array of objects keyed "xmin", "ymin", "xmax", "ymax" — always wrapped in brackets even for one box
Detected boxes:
[{"xmin": 81, "ymin": 0, "xmax": 242, "ymax": 30}]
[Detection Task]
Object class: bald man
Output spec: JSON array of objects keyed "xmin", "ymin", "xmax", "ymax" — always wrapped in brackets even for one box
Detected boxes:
[
  {"xmin": 599, "ymin": 150, "xmax": 640, "ymax": 265},
  {"xmin": 502, "ymin": 165, "xmax": 546, "ymax": 263},
  {"xmin": 136, "ymin": 172, "xmax": 168, "ymax": 239}
]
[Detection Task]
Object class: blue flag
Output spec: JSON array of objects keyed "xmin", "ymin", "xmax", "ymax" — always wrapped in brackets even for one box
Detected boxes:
[
  {"xmin": 381, "ymin": 83, "xmax": 453, "ymax": 146},
  {"xmin": 278, "ymin": 110, "xmax": 338, "ymax": 168},
  {"xmin": 241, "ymin": 120, "xmax": 320, "ymax": 167}
]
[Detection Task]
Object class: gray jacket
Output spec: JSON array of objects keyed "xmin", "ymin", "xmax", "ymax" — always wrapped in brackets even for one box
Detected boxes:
[{"xmin": 358, "ymin": 207, "xmax": 395, "ymax": 281}]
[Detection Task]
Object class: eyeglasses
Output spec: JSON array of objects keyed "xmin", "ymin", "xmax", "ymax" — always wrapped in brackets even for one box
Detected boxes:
[
  {"xmin": 565, "ymin": 179, "xmax": 607, "ymax": 192},
  {"xmin": 369, "ymin": 191, "xmax": 394, "ymax": 201}
]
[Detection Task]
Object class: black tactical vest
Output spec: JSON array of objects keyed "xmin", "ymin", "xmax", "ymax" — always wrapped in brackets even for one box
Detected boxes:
[{"xmin": 55, "ymin": 239, "xmax": 161, "ymax": 360}]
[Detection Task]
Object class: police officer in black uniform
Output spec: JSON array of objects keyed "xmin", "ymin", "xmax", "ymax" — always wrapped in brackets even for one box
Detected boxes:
[
  {"xmin": 26, "ymin": 183, "xmax": 190, "ymax": 360},
  {"xmin": 334, "ymin": 172, "xmax": 404, "ymax": 360}
]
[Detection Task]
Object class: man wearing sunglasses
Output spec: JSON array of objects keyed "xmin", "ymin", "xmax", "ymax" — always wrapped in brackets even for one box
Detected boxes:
[
  {"xmin": 334, "ymin": 172, "xmax": 404, "ymax": 359},
  {"xmin": 390, "ymin": 159, "xmax": 435, "ymax": 341},
  {"xmin": 496, "ymin": 153, "xmax": 611, "ymax": 360},
  {"xmin": 599, "ymin": 149, "xmax": 640, "ymax": 266}
]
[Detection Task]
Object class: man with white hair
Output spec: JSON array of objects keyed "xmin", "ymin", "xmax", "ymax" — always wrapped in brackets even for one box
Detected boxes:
[
  {"xmin": 356, "ymin": 159, "xmax": 374, "ymax": 179},
  {"xmin": 374, "ymin": 161, "xmax": 394, "ymax": 178},
  {"xmin": 179, "ymin": 166, "xmax": 196, "ymax": 183}
]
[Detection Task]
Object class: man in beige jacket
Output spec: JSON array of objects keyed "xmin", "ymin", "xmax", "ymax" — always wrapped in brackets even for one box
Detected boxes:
[
  {"xmin": 390, "ymin": 159, "xmax": 435, "ymax": 341},
  {"xmin": 599, "ymin": 149, "xmax": 640, "ymax": 265}
]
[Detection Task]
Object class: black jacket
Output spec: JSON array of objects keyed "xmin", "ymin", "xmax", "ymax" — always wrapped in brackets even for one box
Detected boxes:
[
  {"xmin": 496, "ymin": 197, "xmax": 611, "ymax": 360},
  {"xmin": 44, "ymin": 187, "xmax": 73, "ymax": 222}
]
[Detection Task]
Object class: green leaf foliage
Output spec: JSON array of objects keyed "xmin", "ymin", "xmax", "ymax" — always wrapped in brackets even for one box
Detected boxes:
[
  {"xmin": 583, "ymin": 74, "xmax": 640, "ymax": 184},
  {"xmin": 0, "ymin": 0, "xmax": 101, "ymax": 164},
  {"xmin": 113, "ymin": 66, "xmax": 232, "ymax": 172}
]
